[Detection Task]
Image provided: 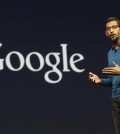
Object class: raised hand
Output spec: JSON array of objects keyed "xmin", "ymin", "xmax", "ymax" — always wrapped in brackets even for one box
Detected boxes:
[
  {"xmin": 88, "ymin": 72, "xmax": 101, "ymax": 84},
  {"xmin": 102, "ymin": 61, "xmax": 120, "ymax": 75}
]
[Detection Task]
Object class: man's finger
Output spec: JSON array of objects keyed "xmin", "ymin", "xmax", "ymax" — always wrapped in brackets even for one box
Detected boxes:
[
  {"xmin": 102, "ymin": 71, "xmax": 113, "ymax": 74},
  {"xmin": 102, "ymin": 67, "xmax": 114, "ymax": 71},
  {"xmin": 113, "ymin": 61, "xmax": 119, "ymax": 67},
  {"xmin": 89, "ymin": 72, "xmax": 95, "ymax": 76}
]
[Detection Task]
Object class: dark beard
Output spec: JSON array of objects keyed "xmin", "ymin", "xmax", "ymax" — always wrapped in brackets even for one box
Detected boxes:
[{"xmin": 111, "ymin": 36, "xmax": 119, "ymax": 43}]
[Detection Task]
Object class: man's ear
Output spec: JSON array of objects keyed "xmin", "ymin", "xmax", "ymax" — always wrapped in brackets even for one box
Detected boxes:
[{"xmin": 105, "ymin": 31, "xmax": 108, "ymax": 37}]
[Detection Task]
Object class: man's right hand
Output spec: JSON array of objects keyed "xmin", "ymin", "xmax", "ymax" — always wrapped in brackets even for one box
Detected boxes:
[{"xmin": 88, "ymin": 72, "xmax": 101, "ymax": 84}]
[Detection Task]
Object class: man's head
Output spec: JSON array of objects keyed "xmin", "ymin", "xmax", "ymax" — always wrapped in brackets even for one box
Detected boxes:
[{"xmin": 105, "ymin": 17, "xmax": 120, "ymax": 42}]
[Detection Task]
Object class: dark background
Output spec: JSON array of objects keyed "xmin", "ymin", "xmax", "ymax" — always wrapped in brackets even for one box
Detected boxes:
[{"xmin": 0, "ymin": 0, "xmax": 119, "ymax": 133}]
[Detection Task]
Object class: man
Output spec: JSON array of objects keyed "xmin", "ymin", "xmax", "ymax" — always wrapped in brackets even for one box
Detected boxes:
[{"xmin": 89, "ymin": 17, "xmax": 120, "ymax": 134}]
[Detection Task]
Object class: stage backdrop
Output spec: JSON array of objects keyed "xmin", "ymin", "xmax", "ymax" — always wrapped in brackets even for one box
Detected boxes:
[{"xmin": 0, "ymin": 0, "xmax": 119, "ymax": 134}]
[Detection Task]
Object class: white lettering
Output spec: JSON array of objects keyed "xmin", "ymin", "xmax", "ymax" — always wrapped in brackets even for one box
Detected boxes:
[
  {"xmin": 45, "ymin": 53, "xmax": 62, "ymax": 84},
  {"xmin": 70, "ymin": 53, "xmax": 85, "ymax": 72},
  {"xmin": 0, "ymin": 44, "xmax": 85, "ymax": 83},
  {"xmin": 5, "ymin": 51, "xmax": 24, "ymax": 71},
  {"xmin": 26, "ymin": 52, "xmax": 44, "ymax": 71},
  {"xmin": 61, "ymin": 44, "xmax": 70, "ymax": 72}
]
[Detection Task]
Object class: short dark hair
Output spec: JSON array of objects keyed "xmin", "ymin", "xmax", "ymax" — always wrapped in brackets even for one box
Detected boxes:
[{"xmin": 105, "ymin": 17, "xmax": 120, "ymax": 26}]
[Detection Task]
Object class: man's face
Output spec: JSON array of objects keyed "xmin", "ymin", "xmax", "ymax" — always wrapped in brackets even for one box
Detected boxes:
[{"xmin": 105, "ymin": 21, "xmax": 120, "ymax": 42}]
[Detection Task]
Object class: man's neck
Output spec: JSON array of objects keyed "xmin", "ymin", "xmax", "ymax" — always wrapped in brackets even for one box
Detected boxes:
[{"xmin": 113, "ymin": 39, "xmax": 120, "ymax": 49}]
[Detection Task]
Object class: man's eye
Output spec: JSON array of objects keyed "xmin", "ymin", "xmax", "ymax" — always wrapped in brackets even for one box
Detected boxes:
[
  {"xmin": 112, "ymin": 25, "xmax": 118, "ymax": 28},
  {"xmin": 106, "ymin": 25, "xmax": 119, "ymax": 31}
]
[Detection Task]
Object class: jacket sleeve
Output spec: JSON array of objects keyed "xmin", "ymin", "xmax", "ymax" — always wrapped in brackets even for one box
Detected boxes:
[{"xmin": 100, "ymin": 76, "xmax": 112, "ymax": 87}]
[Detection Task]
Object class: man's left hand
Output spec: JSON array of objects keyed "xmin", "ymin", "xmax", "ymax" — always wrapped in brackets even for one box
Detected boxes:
[{"xmin": 102, "ymin": 61, "xmax": 120, "ymax": 75}]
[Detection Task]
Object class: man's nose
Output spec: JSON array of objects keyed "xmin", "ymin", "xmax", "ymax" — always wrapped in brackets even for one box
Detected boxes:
[{"xmin": 110, "ymin": 28, "xmax": 114, "ymax": 33}]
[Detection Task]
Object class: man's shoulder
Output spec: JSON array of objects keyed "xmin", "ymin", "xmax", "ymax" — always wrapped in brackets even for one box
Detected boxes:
[{"xmin": 107, "ymin": 48, "xmax": 112, "ymax": 55}]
